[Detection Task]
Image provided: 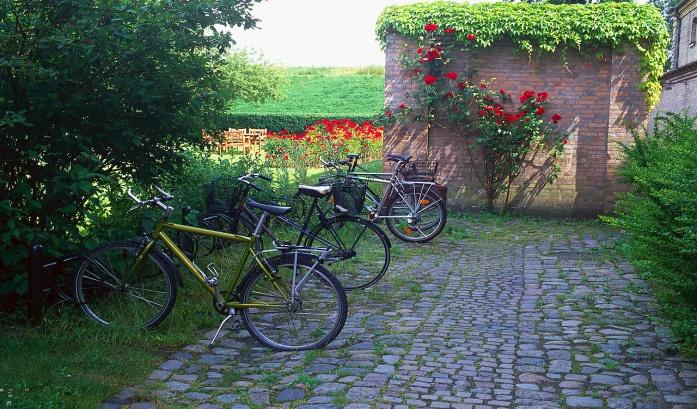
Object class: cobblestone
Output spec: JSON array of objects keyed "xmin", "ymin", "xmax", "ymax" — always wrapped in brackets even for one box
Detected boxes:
[{"xmin": 103, "ymin": 217, "xmax": 697, "ymax": 408}]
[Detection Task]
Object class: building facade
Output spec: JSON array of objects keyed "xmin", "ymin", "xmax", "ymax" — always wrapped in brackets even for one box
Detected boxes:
[{"xmin": 654, "ymin": 0, "xmax": 697, "ymax": 116}]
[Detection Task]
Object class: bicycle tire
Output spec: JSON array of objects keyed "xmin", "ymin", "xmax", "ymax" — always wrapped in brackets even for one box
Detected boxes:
[
  {"xmin": 305, "ymin": 215, "xmax": 391, "ymax": 290},
  {"xmin": 74, "ymin": 240, "xmax": 178, "ymax": 329},
  {"xmin": 384, "ymin": 187, "xmax": 447, "ymax": 243},
  {"xmin": 237, "ymin": 254, "xmax": 347, "ymax": 351}
]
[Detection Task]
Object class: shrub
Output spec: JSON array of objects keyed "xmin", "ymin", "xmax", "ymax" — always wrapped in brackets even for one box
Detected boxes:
[
  {"xmin": 604, "ymin": 112, "xmax": 697, "ymax": 355},
  {"xmin": 391, "ymin": 23, "xmax": 567, "ymax": 211},
  {"xmin": 227, "ymin": 113, "xmax": 378, "ymax": 133},
  {"xmin": 0, "ymin": 0, "xmax": 262, "ymax": 304},
  {"xmin": 263, "ymin": 119, "xmax": 384, "ymax": 185}
]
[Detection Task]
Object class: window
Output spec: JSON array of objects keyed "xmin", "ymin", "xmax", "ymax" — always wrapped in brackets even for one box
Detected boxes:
[{"xmin": 691, "ymin": 17, "xmax": 697, "ymax": 47}]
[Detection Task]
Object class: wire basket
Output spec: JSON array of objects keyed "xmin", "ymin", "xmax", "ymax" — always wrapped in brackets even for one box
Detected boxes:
[
  {"xmin": 203, "ymin": 176, "xmax": 244, "ymax": 213},
  {"xmin": 402, "ymin": 160, "xmax": 439, "ymax": 181},
  {"xmin": 331, "ymin": 180, "xmax": 367, "ymax": 216}
]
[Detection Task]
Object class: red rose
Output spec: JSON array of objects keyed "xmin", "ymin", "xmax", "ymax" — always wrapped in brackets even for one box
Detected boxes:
[
  {"xmin": 467, "ymin": 33, "xmax": 476, "ymax": 41},
  {"xmin": 385, "ymin": 109, "xmax": 393, "ymax": 118},
  {"xmin": 417, "ymin": 47, "xmax": 423, "ymax": 54},
  {"xmin": 499, "ymin": 89, "xmax": 506, "ymax": 95},
  {"xmin": 537, "ymin": 91, "xmax": 548, "ymax": 101},
  {"xmin": 457, "ymin": 82, "xmax": 466, "ymax": 89},
  {"xmin": 445, "ymin": 72, "xmax": 458, "ymax": 80},
  {"xmin": 424, "ymin": 74, "xmax": 438, "ymax": 85},
  {"xmin": 444, "ymin": 91, "xmax": 454, "ymax": 98},
  {"xmin": 424, "ymin": 23, "xmax": 438, "ymax": 32},
  {"xmin": 479, "ymin": 83, "xmax": 487, "ymax": 89},
  {"xmin": 426, "ymin": 48, "xmax": 441, "ymax": 61},
  {"xmin": 479, "ymin": 109, "xmax": 487, "ymax": 117},
  {"xmin": 551, "ymin": 114, "xmax": 562, "ymax": 124},
  {"xmin": 444, "ymin": 27, "xmax": 456, "ymax": 34},
  {"xmin": 399, "ymin": 103, "xmax": 407, "ymax": 109},
  {"xmin": 563, "ymin": 138, "xmax": 569, "ymax": 144},
  {"xmin": 520, "ymin": 90, "xmax": 535, "ymax": 103},
  {"xmin": 535, "ymin": 106, "xmax": 545, "ymax": 116}
]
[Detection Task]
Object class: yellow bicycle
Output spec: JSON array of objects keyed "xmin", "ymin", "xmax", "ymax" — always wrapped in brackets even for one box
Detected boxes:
[{"xmin": 73, "ymin": 186, "xmax": 347, "ymax": 350}]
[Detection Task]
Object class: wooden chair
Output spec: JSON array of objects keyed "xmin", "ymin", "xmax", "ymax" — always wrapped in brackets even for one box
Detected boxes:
[{"xmin": 224, "ymin": 129, "xmax": 246, "ymax": 154}]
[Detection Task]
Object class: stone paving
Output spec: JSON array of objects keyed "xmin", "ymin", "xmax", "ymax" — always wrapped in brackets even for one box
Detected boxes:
[{"xmin": 105, "ymin": 216, "xmax": 697, "ymax": 409}]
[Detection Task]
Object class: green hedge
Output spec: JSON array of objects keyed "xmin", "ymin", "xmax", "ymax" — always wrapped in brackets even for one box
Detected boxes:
[
  {"xmin": 376, "ymin": 2, "xmax": 669, "ymax": 109},
  {"xmin": 227, "ymin": 113, "xmax": 378, "ymax": 133},
  {"xmin": 604, "ymin": 112, "xmax": 697, "ymax": 356}
]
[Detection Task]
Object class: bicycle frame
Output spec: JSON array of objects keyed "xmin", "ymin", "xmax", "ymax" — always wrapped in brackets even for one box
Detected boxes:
[
  {"xmin": 346, "ymin": 168, "xmax": 439, "ymax": 219},
  {"xmin": 129, "ymin": 219, "xmax": 289, "ymax": 310}
]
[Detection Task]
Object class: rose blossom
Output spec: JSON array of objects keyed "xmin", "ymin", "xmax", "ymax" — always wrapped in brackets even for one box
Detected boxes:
[
  {"xmin": 424, "ymin": 74, "xmax": 438, "ymax": 85},
  {"xmin": 424, "ymin": 23, "xmax": 438, "ymax": 32},
  {"xmin": 445, "ymin": 72, "xmax": 458, "ymax": 80}
]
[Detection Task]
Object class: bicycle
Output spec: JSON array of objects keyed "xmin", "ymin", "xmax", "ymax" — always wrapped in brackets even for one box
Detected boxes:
[
  {"xmin": 202, "ymin": 173, "xmax": 392, "ymax": 291},
  {"xmin": 73, "ymin": 186, "xmax": 348, "ymax": 351},
  {"xmin": 320, "ymin": 153, "xmax": 447, "ymax": 243}
]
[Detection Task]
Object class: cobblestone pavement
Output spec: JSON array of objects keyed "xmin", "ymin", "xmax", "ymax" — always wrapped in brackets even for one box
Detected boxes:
[{"xmin": 105, "ymin": 216, "xmax": 697, "ymax": 409}]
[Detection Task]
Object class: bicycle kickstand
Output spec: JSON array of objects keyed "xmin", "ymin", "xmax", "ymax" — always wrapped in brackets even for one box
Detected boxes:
[{"xmin": 208, "ymin": 313, "xmax": 241, "ymax": 348}]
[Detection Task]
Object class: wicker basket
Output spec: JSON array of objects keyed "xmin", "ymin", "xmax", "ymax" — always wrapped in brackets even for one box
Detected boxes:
[
  {"xmin": 203, "ymin": 177, "xmax": 244, "ymax": 213},
  {"xmin": 402, "ymin": 160, "xmax": 439, "ymax": 181},
  {"xmin": 331, "ymin": 181, "xmax": 367, "ymax": 216}
]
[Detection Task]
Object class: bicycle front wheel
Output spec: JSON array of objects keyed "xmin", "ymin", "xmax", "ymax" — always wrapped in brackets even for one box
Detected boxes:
[
  {"xmin": 74, "ymin": 241, "xmax": 177, "ymax": 329},
  {"xmin": 385, "ymin": 187, "xmax": 447, "ymax": 243},
  {"xmin": 306, "ymin": 216, "xmax": 391, "ymax": 290},
  {"xmin": 238, "ymin": 254, "xmax": 347, "ymax": 350}
]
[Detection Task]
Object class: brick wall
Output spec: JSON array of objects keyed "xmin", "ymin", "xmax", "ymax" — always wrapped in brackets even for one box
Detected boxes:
[{"xmin": 384, "ymin": 33, "xmax": 648, "ymax": 216}]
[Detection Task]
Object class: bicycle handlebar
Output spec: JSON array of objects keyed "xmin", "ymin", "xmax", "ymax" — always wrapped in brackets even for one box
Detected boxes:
[
  {"xmin": 237, "ymin": 173, "xmax": 271, "ymax": 192},
  {"xmin": 127, "ymin": 186, "xmax": 174, "ymax": 213}
]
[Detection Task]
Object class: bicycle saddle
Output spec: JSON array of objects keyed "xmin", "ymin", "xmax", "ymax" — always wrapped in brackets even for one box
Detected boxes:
[
  {"xmin": 385, "ymin": 153, "xmax": 412, "ymax": 162},
  {"xmin": 246, "ymin": 199, "xmax": 292, "ymax": 216},
  {"xmin": 298, "ymin": 185, "xmax": 332, "ymax": 198}
]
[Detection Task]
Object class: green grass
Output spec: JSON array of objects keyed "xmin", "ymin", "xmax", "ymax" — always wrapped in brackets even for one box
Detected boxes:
[
  {"xmin": 0, "ymin": 273, "xmax": 221, "ymax": 409},
  {"xmin": 231, "ymin": 66, "xmax": 384, "ymax": 116}
]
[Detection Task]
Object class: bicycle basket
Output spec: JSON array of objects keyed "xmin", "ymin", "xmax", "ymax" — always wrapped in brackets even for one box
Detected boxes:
[
  {"xmin": 203, "ymin": 176, "xmax": 244, "ymax": 213},
  {"xmin": 331, "ymin": 181, "xmax": 366, "ymax": 216},
  {"xmin": 402, "ymin": 160, "xmax": 439, "ymax": 182}
]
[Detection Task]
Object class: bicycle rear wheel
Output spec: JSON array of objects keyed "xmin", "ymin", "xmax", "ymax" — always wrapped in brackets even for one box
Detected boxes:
[
  {"xmin": 74, "ymin": 241, "xmax": 177, "ymax": 329},
  {"xmin": 238, "ymin": 254, "xmax": 347, "ymax": 350},
  {"xmin": 305, "ymin": 216, "xmax": 391, "ymax": 290},
  {"xmin": 384, "ymin": 187, "xmax": 447, "ymax": 243}
]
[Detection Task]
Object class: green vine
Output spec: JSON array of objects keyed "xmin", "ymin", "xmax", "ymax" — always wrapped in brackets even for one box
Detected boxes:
[{"xmin": 376, "ymin": 2, "xmax": 669, "ymax": 109}]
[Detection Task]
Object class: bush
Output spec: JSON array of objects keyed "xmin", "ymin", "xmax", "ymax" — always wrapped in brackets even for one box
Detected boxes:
[
  {"xmin": 263, "ymin": 119, "xmax": 384, "ymax": 186},
  {"xmin": 83, "ymin": 151, "xmax": 262, "ymax": 248},
  {"xmin": 604, "ymin": 112, "xmax": 697, "ymax": 355},
  {"xmin": 0, "ymin": 0, "xmax": 261, "ymax": 305},
  {"xmin": 228, "ymin": 113, "xmax": 378, "ymax": 133}
]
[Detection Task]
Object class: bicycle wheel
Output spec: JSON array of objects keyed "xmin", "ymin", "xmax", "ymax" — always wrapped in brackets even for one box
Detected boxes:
[
  {"xmin": 384, "ymin": 187, "xmax": 447, "ymax": 243},
  {"xmin": 305, "ymin": 216, "xmax": 391, "ymax": 290},
  {"xmin": 74, "ymin": 241, "xmax": 177, "ymax": 329},
  {"xmin": 238, "ymin": 254, "xmax": 347, "ymax": 350}
]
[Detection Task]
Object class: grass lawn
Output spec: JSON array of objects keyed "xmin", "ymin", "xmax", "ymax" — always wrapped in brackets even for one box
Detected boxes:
[{"xmin": 231, "ymin": 66, "xmax": 384, "ymax": 117}]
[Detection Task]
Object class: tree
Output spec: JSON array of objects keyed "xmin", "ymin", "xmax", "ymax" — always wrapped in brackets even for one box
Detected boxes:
[
  {"xmin": 0, "ymin": 0, "xmax": 262, "ymax": 297},
  {"xmin": 221, "ymin": 50, "xmax": 288, "ymax": 106}
]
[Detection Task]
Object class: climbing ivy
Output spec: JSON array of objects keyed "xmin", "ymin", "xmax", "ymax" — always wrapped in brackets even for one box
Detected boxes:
[{"xmin": 376, "ymin": 2, "xmax": 669, "ymax": 109}]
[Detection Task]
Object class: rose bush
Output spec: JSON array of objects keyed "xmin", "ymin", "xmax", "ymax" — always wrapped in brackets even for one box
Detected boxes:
[
  {"xmin": 395, "ymin": 23, "xmax": 568, "ymax": 210},
  {"xmin": 263, "ymin": 118, "xmax": 383, "ymax": 184}
]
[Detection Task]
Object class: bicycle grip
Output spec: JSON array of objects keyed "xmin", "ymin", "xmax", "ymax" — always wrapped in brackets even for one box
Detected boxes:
[
  {"xmin": 257, "ymin": 174, "xmax": 272, "ymax": 182},
  {"xmin": 249, "ymin": 183, "xmax": 262, "ymax": 191}
]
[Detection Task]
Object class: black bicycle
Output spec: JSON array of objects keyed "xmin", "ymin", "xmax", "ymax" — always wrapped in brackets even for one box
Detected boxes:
[{"xmin": 201, "ymin": 174, "xmax": 392, "ymax": 291}]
